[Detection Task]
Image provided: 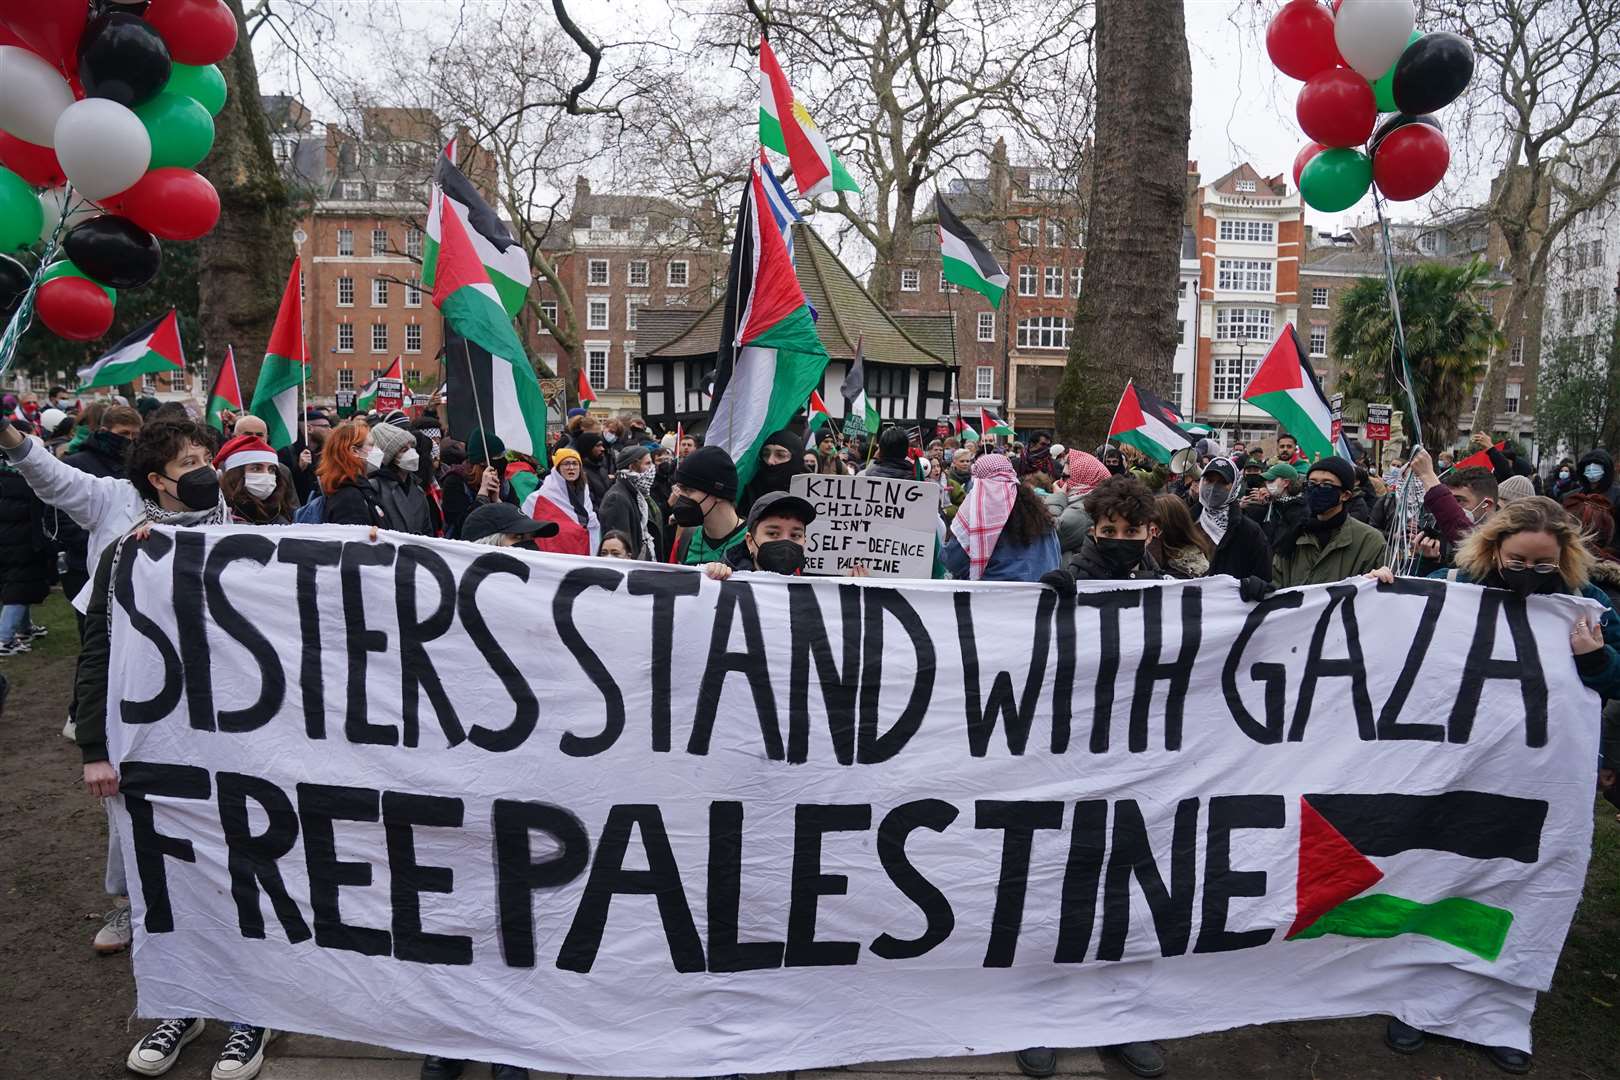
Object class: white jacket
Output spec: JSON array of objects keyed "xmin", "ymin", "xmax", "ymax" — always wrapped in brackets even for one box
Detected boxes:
[{"xmin": 6, "ymin": 437, "xmax": 144, "ymax": 612}]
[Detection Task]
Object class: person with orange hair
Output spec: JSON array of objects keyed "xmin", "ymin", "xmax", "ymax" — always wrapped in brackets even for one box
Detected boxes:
[{"xmin": 316, "ymin": 420, "xmax": 385, "ymax": 528}]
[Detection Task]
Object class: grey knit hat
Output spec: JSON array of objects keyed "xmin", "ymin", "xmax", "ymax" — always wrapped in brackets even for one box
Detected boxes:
[{"xmin": 370, "ymin": 420, "xmax": 414, "ymax": 462}]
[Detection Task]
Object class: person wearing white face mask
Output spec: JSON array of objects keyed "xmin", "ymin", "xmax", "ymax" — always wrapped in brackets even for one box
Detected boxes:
[
  {"xmin": 1242, "ymin": 461, "xmax": 1307, "ymax": 548},
  {"xmin": 214, "ymin": 434, "xmax": 299, "ymax": 524},
  {"xmin": 368, "ymin": 421, "xmax": 435, "ymax": 536}
]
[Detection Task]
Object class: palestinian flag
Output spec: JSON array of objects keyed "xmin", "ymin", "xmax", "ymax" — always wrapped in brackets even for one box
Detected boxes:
[
  {"xmin": 1288, "ymin": 792, "xmax": 1544, "ymax": 962},
  {"xmin": 357, "ymin": 356, "xmax": 401, "ymax": 413},
  {"xmin": 807, "ymin": 389, "xmax": 831, "ymax": 433},
  {"xmin": 576, "ymin": 366, "xmax": 596, "ymax": 405},
  {"xmin": 706, "ymin": 154, "xmax": 832, "ymax": 490},
  {"xmin": 422, "ymin": 142, "xmax": 531, "ymax": 318},
  {"xmin": 1453, "ymin": 441, "xmax": 1505, "ymax": 473},
  {"xmin": 1107, "ymin": 380, "xmax": 1193, "ymax": 464},
  {"xmin": 838, "ymin": 334, "xmax": 879, "ymax": 436},
  {"xmin": 204, "ymin": 345, "xmax": 241, "ymax": 432},
  {"xmin": 937, "ymin": 195, "xmax": 1008, "ymax": 308},
  {"xmin": 955, "ymin": 415, "xmax": 980, "ymax": 441},
  {"xmin": 248, "ymin": 260, "xmax": 307, "ymax": 449},
  {"xmin": 759, "ymin": 37, "xmax": 859, "ymax": 200},
  {"xmin": 979, "ymin": 406, "xmax": 1013, "ymax": 438},
  {"xmin": 1243, "ymin": 325, "xmax": 1335, "ymax": 461},
  {"xmin": 78, "ymin": 309, "xmax": 184, "ymax": 390},
  {"xmin": 431, "ymin": 192, "xmax": 549, "ymax": 461}
]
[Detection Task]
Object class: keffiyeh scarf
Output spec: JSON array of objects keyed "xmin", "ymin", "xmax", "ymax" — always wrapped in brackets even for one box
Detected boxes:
[{"xmin": 949, "ymin": 453, "xmax": 1019, "ymax": 580}]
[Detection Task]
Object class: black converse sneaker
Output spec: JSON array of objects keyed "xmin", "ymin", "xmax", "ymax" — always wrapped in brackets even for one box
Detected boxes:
[
  {"xmin": 211, "ymin": 1024, "xmax": 275, "ymax": 1080},
  {"xmin": 126, "ymin": 1018, "xmax": 204, "ymax": 1076}
]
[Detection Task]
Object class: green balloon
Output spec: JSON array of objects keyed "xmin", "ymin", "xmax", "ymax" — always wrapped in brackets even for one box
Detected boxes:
[
  {"xmin": 40, "ymin": 260, "xmax": 116, "ymax": 302},
  {"xmin": 1300, "ymin": 148, "xmax": 1372, "ymax": 213},
  {"xmin": 134, "ymin": 92, "xmax": 216, "ymax": 171},
  {"xmin": 164, "ymin": 63, "xmax": 228, "ymax": 117},
  {"xmin": 1372, "ymin": 31, "xmax": 1424, "ymax": 114},
  {"xmin": 0, "ymin": 167, "xmax": 43, "ymax": 254}
]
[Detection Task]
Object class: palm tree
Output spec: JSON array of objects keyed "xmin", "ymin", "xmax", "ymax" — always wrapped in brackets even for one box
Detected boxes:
[{"xmin": 1330, "ymin": 260, "xmax": 1506, "ymax": 450}]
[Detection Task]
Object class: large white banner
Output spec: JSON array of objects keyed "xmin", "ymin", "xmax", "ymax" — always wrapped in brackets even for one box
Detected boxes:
[{"xmin": 104, "ymin": 525, "xmax": 1600, "ymax": 1074}]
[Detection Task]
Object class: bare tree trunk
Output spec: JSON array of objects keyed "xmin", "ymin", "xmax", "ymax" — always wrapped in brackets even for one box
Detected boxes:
[
  {"xmin": 1601, "ymin": 304, "xmax": 1620, "ymax": 450},
  {"xmin": 1054, "ymin": 0, "xmax": 1189, "ymax": 447},
  {"xmin": 196, "ymin": 0, "xmax": 294, "ymax": 389}
]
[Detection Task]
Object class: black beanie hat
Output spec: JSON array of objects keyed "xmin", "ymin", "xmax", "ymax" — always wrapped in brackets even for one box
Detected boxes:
[
  {"xmin": 1306, "ymin": 455, "xmax": 1356, "ymax": 489},
  {"xmin": 673, "ymin": 444, "xmax": 739, "ymax": 502}
]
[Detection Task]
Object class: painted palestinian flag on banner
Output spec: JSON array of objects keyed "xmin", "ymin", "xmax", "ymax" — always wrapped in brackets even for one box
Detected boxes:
[
  {"xmin": 706, "ymin": 154, "xmax": 832, "ymax": 489},
  {"xmin": 838, "ymin": 334, "xmax": 879, "ymax": 436},
  {"xmin": 248, "ymin": 261, "xmax": 307, "ymax": 450},
  {"xmin": 204, "ymin": 345, "xmax": 241, "ymax": 432},
  {"xmin": 357, "ymin": 355, "xmax": 402, "ymax": 413},
  {"xmin": 422, "ymin": 143, "xmax": 531, "ymax": 318},
  {"xmin": 979, "ymin": 406, "xmax": 1013, "ymax": 437},
  {"xmin": 1288, "ymin": 792, "xmax": 1545, "ymax": 962},
  {"xmin": 1244, "ymin": 325, "xmax": 1335, "ymax": 461},
  {"xmin": 78, "ymin": 309, "xmax": 184, "ymax": 390},
  {"xmin": 759, "ymin": 37, "xmax": 860, "ymax": 200},
  {"xmin": 955, "ymin": 415, "xmax": 980, "ymax": 441},
  {"xmin": 807, "ymin": 389, "xmax": 831, "ymax": 432},
  {"xmin": 432, "ymin": 192, "xmax": 550, "ymax": 461},
  {"xmin": 1108, "ymin": 380, "xmax": 1193, "ymax": 463},
  {"xmin": 937, "ymin": 195, "xmax": 1008, "ymax": 308}
]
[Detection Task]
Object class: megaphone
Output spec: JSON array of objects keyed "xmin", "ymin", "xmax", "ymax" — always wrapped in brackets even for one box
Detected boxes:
[{"xmin": 1169, "ymin": 446, "xmax": 1199, "ymax": 475}]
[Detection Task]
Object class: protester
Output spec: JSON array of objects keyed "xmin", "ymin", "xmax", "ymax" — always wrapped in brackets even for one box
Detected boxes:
[
  {"xmin": 864, "ymin": 426, "xmax": 916, "ymax": 480},
  {"xmin": 1044, "ymin": 449, "xmax": 1110, "ymax": 556},
  {"xmin": 597, "ymin": 445, "xmax": 668, "ymax": 560},
  {"xmin": 526, "ymin": 447, "xmax": 598, "ymax": 555},
  {"xmin": 1242, "ymin": 461, "xmax": 1305, "ymax": 547},
  {"xmin": 597, "ymin": 531, "xmax": 635, "ymax": 559},
  {"xmin": 316, "ymin": 421, "xmax": 387, "ymax": 528},
  {"xmin": 214, "ymin": 434, "xmax": 298, "ymax": 525},
  {"xmin": 1273, "ymin": 433, "xmax": 1302, "ymax": 466},
  {"xmin": 0, "ymin": 422, "xmax": 52, "ymax": 656},
  {"xmin": 739, "ymin": 429, "xmax": 808, "ymax": 513},
  {"xmin": 368, "ymin": 421, "xmax": 434, "ymax": 535},
  {"xmin": 942, "ymin": 453, "xmax": 1060, "ymax": 581},
  {"xmin": 1194, "ymin": 458, "xmax": 1272, "ymax": 580},
  {"xmin": 1151, "ymin": 493, "xmax": 1212, "ymax": 578},
  {"xmin": 1101, "ymin": 446, "xmax": 1126, "ymax": 476},
  {"xmin": 669, "ymin": 445, "xmax": 746, "ymax": 565},
  {"xmin": 1548, "ymin": 457, "xmax": 1578, "ymax": 500},
  {"xmin": 1497, "ymin": 474, "xmax": 1534, "ymax": 504},
  {"xmin": 941, "ymin": 447, "xmax": 975, "ymax": 522},
  {"xmin": 231, "ymin": 413, "xmax": 269, "ymax": 440},
  {"xmin": 702, "ymin": 490, "xmax": 821, "ymax": 577},
  {"xmin": 1055, "ymin": 474, "xmax": 1170, "ymax": 584},
  {"xmin": 814, "ymin": 432, "xmax": 847, "ymax": 475},
  {"xmin": 573, "ymin": 431, "xmax": 612, "ymax": 502},
  {"xmin": 1570, "ymin": 448, "xmax": 1619, "ymax": 514},
  {"xmin": 1272, "ymin": 456, "xmax": 1385, "ymax": 587},
  {"xmin": 1017, "ymin": 430, "xmax": 1054, "ymax": 477},
  {"xmin": 1444, "ymin": 465, "xmax": 1498, "ymax": 527},
  {"xmin": 459, "ymin": 500, "xmax": 558, "ymax": 549},
  {"xmin": 677, "ymin": 432, "xmax": 697, "ymax": 460}
]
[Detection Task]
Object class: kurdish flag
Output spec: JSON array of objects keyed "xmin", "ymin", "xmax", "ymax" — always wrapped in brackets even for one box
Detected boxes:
[
  {"xmin": 357, "ymin": 355, "xmax": 402, "ymax": 413},
  {"xmin": 422, "ymin": 142, "xmax": 531, "ymax": 319},
  {"xmin": 706, "ymin": 153, "xmax": 832, "ymax": 489},
  {"xmin": 431, "ymin": 192, "xmax": 550, "ymax": 460},
  {"xmin": 807, "ymin": 389, "xmax": 831, "ymax": 433},
  {"xmin": 78, "ymin": 309, "xmax": 184, "ymax": 391},
  {"xmin": 1244, "ymin": 325, "xmax": 1335, "ymax": 461},
  {"xmin": 979, "ymin": 406, "xmax": 1013, "ymax": 438},
  {"xmin": 759, "ymin": 37, "xmax": 860, "ymax": 200},
  {"xmin": 248, "ymin": 260, "xmax": 307, "ymax": 449},
  {"xmin": 937, "ymin": 194, "xmax": 1008, "ymax": 308},
  {"xmin": 1107, "ymin": 380, "xmax": 1193, "ymax": 463},
  {"xmin": 1287, "ymin": 792, "xmax": 1542, "ymax": 962},
  {"xmin": 204, "ymin": 346, "xmax": 241, "ymax": 432}
]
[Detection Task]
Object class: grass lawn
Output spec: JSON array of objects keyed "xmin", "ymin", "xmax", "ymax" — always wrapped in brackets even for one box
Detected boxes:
[{"xmin": 1, "ymin": 591, "xmax": 79, "ymax": 695}]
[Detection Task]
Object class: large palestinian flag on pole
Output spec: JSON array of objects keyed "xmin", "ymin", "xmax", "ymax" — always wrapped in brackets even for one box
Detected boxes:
[
  {"xmin": 204, "ymin": 345, "xmax": 241, "ymax": 432},
  {"xmin": 758, "ymin": 37, "xmax": 860, "ymax": 200},
  {"xmin": 706, "ymin": 153, "xmax": 832, "ymax": 490},
  {"xmin": 937, "ymin": 194, "xmax": 1008, "ymax": 308},
  {"xmin": 78, "ymin": 309, "xmax": 184, "ymax": 390},
  {"xmin": 1244, "ymin": 325, "xmax": 1335, "ymax": 461},
  {"xmin": 422, "ymin": 142, "xmax": 531, "ymax": 319},
  {"xmin": 979, "ymin": 406, "xmax": 1013, "ymax": 438},
  {"xmin": 432, "ymin": 191, "xmax": 549, "ymax": 462},
  {"xmin": 1108, "ymin": 380, "xmax": 1194, "ymax": 463},
  {"xmin": 248, "ymin": 261, "xmax": 307, "ymax": 450}
]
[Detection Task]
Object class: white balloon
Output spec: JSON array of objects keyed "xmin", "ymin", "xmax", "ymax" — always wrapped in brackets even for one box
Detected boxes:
[
  {"xmin": 53, "ymin": 99, "xmax": 152, "ymax": 203},
  {"xmin": 0, "ymin": 46, "xmax": 77, "ymax": 147},
  {"xmin": 1335, "ymin": 0, "xmax": 1416, "ymax": 80},
  {"xmin": 37, "ymin": 187, "xmax": 101, "ymax": 245}
]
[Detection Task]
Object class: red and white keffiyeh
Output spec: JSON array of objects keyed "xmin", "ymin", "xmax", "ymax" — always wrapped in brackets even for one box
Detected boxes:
[
  {"xmin": 1061, "ymin": 449, "xmax": 1110, "ymax": 496},
  {"xmin": 950, "ymin": 453, "xmax": 1018, "ymax": 580}
]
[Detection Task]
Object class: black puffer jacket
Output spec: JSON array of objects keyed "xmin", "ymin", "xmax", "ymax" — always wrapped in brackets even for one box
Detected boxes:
[
  {"xmin": 55, "ymin": 434, "xmax": 127, "ymax": 582},
  {"xmin": 1575, "ymin": 449, "xmax": 1620, "ymax": 514},
  {"xmin": 0, "ymin": 464, "xmax": 52, "ymax": 605}
]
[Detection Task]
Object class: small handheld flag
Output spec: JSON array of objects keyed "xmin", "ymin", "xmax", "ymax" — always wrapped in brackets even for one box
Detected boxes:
[
  {"xmin": 979, "ymin": 406, "xmax": 1013, "ymax": 438},
  {"xmin": 577, "ymin": 367, "xmax": 596, "ymax": 404},
  {"xmin": 204, "ymin": 345, "xmax": 241, "ymax": 432}
]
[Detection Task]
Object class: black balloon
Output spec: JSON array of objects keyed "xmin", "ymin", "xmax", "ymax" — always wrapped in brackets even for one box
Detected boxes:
[
  {"xmin": 0, "ymin": 254, "xmax": 28, "ymax": 318},
  {"xmin": 1392, "ymin": 32, "xmax": 1474, "ymax": 116},
  {"xmin": 1369, "ymin": 113, "xmax": 1443, "ymax": 159},
  {"xmin": 77, "ymin": 13, "xmax": 172, "ymax": 109},
  {"xmin": 63, "ymin": 215, "xmax": 162, "ymax": 290}
]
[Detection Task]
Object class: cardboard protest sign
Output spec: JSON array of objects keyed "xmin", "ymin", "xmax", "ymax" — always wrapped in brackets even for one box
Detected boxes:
[
  {"xmin": 333, "ymin": 390, "xmax": 356, "ymax": 419},
  {"xmin": 103, "ymin": 527, "xmax": 1600, "ymax": 1075},
  {"xmin": 792, "ymin": 472, "xmax": 939, "ymax": 577}
]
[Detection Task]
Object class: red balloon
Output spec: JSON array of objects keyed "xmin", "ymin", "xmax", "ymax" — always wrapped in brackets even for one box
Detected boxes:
[
  {"xmin": 0, "ymin": 131, "xmax": 63, "ymax": 186},
  {"xmin": 103, "ymin": 167, "xmax": 220, "ymax": 240},
  {"xmin": 144, "ymin": 0, "xmax": 238, "ymax": 66},
  {"xmin": 1296, "ymin": 67, "xmax": 1376, "ymax": 148},
  {"xmin": 0, "ymin": 0, "xmax": 88, "ymax": 74},
  {"xmin": 1292, "ymin": 141, "xmax": 1327, "ymax": 188},
  {"xmin": 35, "ymin": 274, "xmax": 114, "ymax": 340},
  {"xmin": 1373, "ymin": 122, "xmax": 1450, "ymax": 201},
  {"xmin": 1266, "ymin": 0, "xmax": 1343, "ymax": 81}
]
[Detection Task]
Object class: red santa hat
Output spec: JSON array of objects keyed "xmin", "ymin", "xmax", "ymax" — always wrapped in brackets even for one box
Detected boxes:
[{"xmin": 213, "ymin": 434, "xmax": 279, "ymax": 473}]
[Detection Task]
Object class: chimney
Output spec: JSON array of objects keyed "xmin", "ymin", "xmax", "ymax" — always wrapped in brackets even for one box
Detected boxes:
[
  {"xmin": 990, "ymin": 137, "xmax": 1009, "ymax": 209},
  {"xmin": 574, "ymin": 176, "xmax": 592, "ymax": 203}
]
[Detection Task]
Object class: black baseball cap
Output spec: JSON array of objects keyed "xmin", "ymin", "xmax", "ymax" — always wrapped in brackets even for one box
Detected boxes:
[
  {"xmin": 462, "ymin": 502, "xmax": 560, "ymax": 543},
  {"xmin": 745, "ymin": 490, "xmax": 817, "ymax": 531}
]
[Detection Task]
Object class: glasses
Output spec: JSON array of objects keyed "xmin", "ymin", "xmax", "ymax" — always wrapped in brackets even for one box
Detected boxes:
[
  {"xmin": 1500, "ymin": 558, "xmax": 1560, "ymax": 574},
  {"xmin": 1306, "ymin": 480, "xmax": 1342, "ymax": 492}
]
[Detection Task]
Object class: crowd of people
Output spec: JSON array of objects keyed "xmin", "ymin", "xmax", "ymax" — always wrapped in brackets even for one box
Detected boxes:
[{"xmin": 0, "ymin": 387, "xmax": 1617, "ymax": 1079}]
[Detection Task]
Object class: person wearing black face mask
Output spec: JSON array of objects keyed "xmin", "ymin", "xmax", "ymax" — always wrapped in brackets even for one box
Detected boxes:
[
  {"xmin": 739, "ymin": 429, "xmax": 807, "ymax": 515},
  {"xmin": 702, "ymin": 490, "xmax": 819, "ymax": 578},
  {"xmin": 1272, "ymin": 456, "xmax": 1385, "ymax": 588},
  {"xmin": 1100, "ymin": 446, "xmax": 1126, "ymax": 476},
  {"xmin": 670, "ymin": 445, "xmax": 746, "ymax": 565},
  {"xmin": 1055, "ymin": 474, "xmax": 1171, "ymax": 586}
]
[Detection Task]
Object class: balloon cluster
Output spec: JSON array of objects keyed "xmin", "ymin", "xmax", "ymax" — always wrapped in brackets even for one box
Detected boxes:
[
  {"xmin": 1267, "ymin": 0, "xmax": 1473, "ymax": 215},
  {"xmin": 0, "ymin": 0, "xmax": 232, "ymax": 342}
]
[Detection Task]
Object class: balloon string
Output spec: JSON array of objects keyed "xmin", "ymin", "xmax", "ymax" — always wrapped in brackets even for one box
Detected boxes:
[
  {"xmin": 0, "ymin": 184, "xmax": 77, "ymax": 380},
  {"xmin": 1373, "ymin": 185, "xmax": 1424, "ymax": 450}
]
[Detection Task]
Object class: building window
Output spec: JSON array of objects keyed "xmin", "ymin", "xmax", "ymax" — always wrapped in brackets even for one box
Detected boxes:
[
  {"xmin": 539, "ymin": 300, "xmax": 557, "ymax": 334},
  {"xmin": 626, "ymin": 296, "xmax": 643, "ymax": 330},
  {"xmin": 371, "ymin": 228, "xmax": 388, "ymax": 256},
  {"xmin": 588, "ymin": 259, "xmax": 609, "ymax": 286},
  {"xmin": 405, "ymin": 367, "xmax": 422, "ymax": 387},
  {"xmin": 1044, "ymin": 267, "xmax": 1063, "ymax": 297},
  {"xmin": 1018, "ymin": 219, "xmax": 1038, "ymax": 246},
  {"xmin": 336, "ymin": 276, "xmax": 354, "ymax": 307},
  {"xmin": 371, "ymin": 323, "xmax": 388, "ymax": 353},
  {"xmin": 587, "ymin": 297, "xmax": 609, "ymax": 330},
  {"xmin": 1017, "ymin": 265, "xmax": 1037, "ymax": 296},
  {"xmin": 336, "ymin": 368, "xmax": 354, "ymax": 391},
  {"xmin": 1308, "ymin": 324, "xmax": 1328, "ymax": 356},
  {"xmin": 628, "ymin": 260, "xmax": 649, "ymax": 287},
  {"xmin": 1588, "ymin": 286, "xmax": 1602, "ymax": 314},
  {"xmin": 1214, "ymin": 307, "xmax": 1274, "ymax": 341},
  {"xmin": 1177, "ymin": 320, "xmax": 1187, "ymax": 345},
  {"xmin": 1482, "ymin": 295, "xmax": 1494, "ymax": 315},
  {"xmin": 405, "ymin": 323, "xmax": 422, "ymax": 353},
  {"xmin": 1510, "ymin": 338, "xmax": 1524, "ymax": 366},
  {"xmin": 938, "ymin": 271, "xmax": 957, "ymax": 293},
  {"xmin": 625, "ymin": 342, "xmax": 640, "ymax": 391},
  {"xmin": 1212, "ymin": 351, "xmax": 1260, "ymax": 401},
  {"xmin": 336, "ymin": 228, "xmax": 353, "ymax": 256},
  {"xmin": 405, "ymin": 278, "xmax": 421, "ymax": 308},
  {"xmin": 375, "ymin": 181, "xmax": 395, "ymax": 201},
  {"xmin": 336, "ymin": 324, "xmax": 354, "ymax": 352},
  {"xmin": 977, "ymin": 312, "xmax": 995, "ymax": 342},
  {"xmin": 341, "ymin": 181, "xmax": 364, "ymax": 200},
  {"xmin": 976, "ymin": 365, "xmax": 994, "ymax": 399},
  {"xmin": 900, "ymin": 268, "xmax": 920, "ymax": 292},
  {"xmin": 1016, "ymin": 316, "xmax": 1071, "ymax": 350},
  {"xmin": 405, "ymin": 226, "xmax": 422, "ymax": 258},
  {"xmin": 371, "ymin": 278, "xmax": 389, "ymax": 307},
  {"xmin": 1505, "ymin": 381, "xmax": 1521, "ymax": 414},
  {"xmin": 1071, "ymin": 266, "xmax": 1083, "ymax": 295},
  {"xmin": 170, "ymin": 369, "xmax": 189, "ymax": 392},
  {"xmin": 1218, "ymin": 219, "xmax": 1276, "ymax": 243},
  {"xmin": 1045, "ymin": 221, "xmax": 1062, "ymax": 247},
  {"xmin": 586, "ymin": 343, "xmax": 609, "ymax": 389},
  {"xmin": 1216, "ymin": 259, "xmax": 1273, "ymax": 293},
  {"xmin": 1418, "ymin": 232, "xmax": 1436, "ymax": 253},
  {"xmin": 667, "ymin": 260, "xmax": 689, "ymax": 287},
  {"xmin": 1235, "ymin": 179, "xmax": 1256, "ymax": 193},
  {"xmin": 1311, "ymin": 287, "xmax": 1329, "ymax": 308}
]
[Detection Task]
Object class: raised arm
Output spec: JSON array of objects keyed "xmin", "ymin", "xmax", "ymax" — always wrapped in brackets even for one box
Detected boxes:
[{"xmin": 0, "ymin": 417, "xmax": 134, "ymax": 531}]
